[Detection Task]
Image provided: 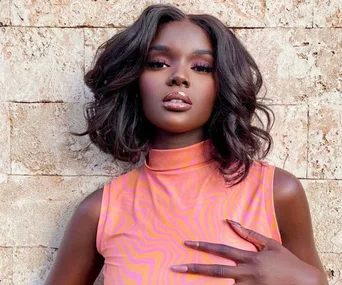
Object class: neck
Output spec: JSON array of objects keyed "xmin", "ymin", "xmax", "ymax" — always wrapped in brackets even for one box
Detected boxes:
[{"xmin": 152, "ymin": 128, "xmax": 205, "ymax": 149}]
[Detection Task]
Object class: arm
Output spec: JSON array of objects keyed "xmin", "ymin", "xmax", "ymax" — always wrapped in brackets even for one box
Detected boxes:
[
  {"xmin": 45, "ymin": 188, "xmax": 104, "ymax": 285},
  {"xmin": 273, "ymin": 167, "xmax": 327, "ymax": 282}
]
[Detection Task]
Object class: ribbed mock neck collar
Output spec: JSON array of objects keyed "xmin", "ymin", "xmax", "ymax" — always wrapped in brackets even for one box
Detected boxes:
[{"xmin": 145, "ymin": 140, "xmax": 213, "ymax": 171}]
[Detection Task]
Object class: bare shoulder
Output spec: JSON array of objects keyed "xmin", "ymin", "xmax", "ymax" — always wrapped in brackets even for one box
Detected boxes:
[
  {"xmin": 272, "ymin": 167, "xmax": 324, "ymax": 272},
  {"xmin": 273, "ymin": 167, "xmax": 305, "ymax": 204},
  {"xmin": 45, "ymin": 187, "xmax": 105, "ymax": 284},
  {"xmin": 272, "ymin": 167, "xmax": 308, "ymax": 236},
  {"xmin": 76, "ymin": 187, "xmax": 104, "ymax": 224}
]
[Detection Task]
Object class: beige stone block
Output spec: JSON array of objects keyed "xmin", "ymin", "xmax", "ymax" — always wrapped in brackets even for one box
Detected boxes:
[
  {"xmin": 13, "ymin": 247, "xmax": 57, "ymax": 284},
  {"xmin": 0, "ymin": 0, "xmax": 10, "ymax": 26},
  {"xmin": 84, "ymin": 28, "xmax": 120, "ymax": 71},
  {"xmin": 320, "ymin": 253, "xmax": 342, "ymax": 285},
  {"xmin": 0, "ymin": 175, "xmax": 13, "ymax": 246},
  {"xmin": 10, "ymin": 0, "xmax": 315, "ymax": 28},
  {"xmin": 236, "ymin": 29, "xmax": 317, "ymax": 104},
  {"xmin": 84, "ymin": 28, "xmax": 120, "ymax": 101},
  {"xmin": 0, "ymin": 27, "xmax": 84, "ymax": 102},
  {"xmin": 0, "ymin": 103, "xmax": 10, "ymax": 173},
  {"xmin": 265, "ymin": 0, "xmax": 313, "ymax": 27},
  {"xmin": 314, "ymin": 0, "xmax": 342, "ymax": 27},
  {"xmin": 238, "ymin": 28, "xmax": 341, "ymax": 103},
  {"xmin": 0, "ymin": 175, "xmax": 110, "ymax": 247},
  {"xmin": 11, "ymin": 0, "xmax": 149, "ymax": 27},
  {"xmin": 0, "ymin": 247, "xmax": 13, "ymax": 285},
  {"xmin": 10, "ymin": 103, "xmax": 127, "ymax": 175},
  {"xmin": 156, "ymin": 0, "xmax": 266, "ymax": 27},
  {"xmin": 154, "ymin": 0, "xmax": 312, "ymax": 27},
  {"xmin": 301, "ymin": 180, "xmax": 342, "ymax": 254},
  {"xmin": 311, "ymin": 29, "xmax": 342, "ymax": 95},
  {"xmin": 266, "ymin": 105, "xmax": 308, "ymax": 177},
  {"xmin": 308, "ymin": 93, "xmax": 342, "ymax": 179}
]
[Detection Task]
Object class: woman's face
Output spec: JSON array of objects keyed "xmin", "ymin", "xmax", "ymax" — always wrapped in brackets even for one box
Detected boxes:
[{"xmin": 139, "ymin": 20, "xmax": 217, "ymax": 138}]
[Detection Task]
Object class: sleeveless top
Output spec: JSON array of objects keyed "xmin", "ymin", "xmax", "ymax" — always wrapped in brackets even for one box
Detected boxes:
[{"xmin": 96, "ymin": 140, "xmax": 282, "ymax": 284}]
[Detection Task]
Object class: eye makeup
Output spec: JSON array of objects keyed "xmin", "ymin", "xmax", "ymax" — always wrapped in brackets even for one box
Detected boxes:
[{"xmin": 146, "ymin": 57, "xmax": 213, "ymax": 73}]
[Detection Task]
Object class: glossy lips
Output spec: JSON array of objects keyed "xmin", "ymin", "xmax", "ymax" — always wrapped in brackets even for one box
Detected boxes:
[{"xmin": 162, "ymin": 91, "xmax": 192, "ymax": 112}]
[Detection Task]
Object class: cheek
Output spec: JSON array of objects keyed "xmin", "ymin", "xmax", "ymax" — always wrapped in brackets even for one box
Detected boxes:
[
  {"xmin": 138, "ymin": 73, "xmax": 160, "ymax": 119},
  {"xmin": 139, "ymin": 70, "xmax": 164, "ymax": 92},
  {"xmin": 196, "ymin": 82, "xmax": 217, "ymax": 125},
  {"xmin": 199, "ymin": 80, "xmax": 217, "ymax": 110},
  {"xmin": 139, "ymin": 73, "xmax": 153, "ymax": 98},
  {"xmin": 138, "ymin": 73, "xmax": 162, "ymax": 108}
]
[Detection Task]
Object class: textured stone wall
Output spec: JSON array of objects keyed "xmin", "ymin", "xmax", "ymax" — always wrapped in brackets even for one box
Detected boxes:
[{"xmin": 0, "ymin": 1, "xmax": 341, "ymax": 284}]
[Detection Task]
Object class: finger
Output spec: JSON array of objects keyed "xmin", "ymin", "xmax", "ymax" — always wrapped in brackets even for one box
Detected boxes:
[
  {"xmin": 184, "ymin": 241, "xmax": 254, "ymax": 263},
  {"xmin": 226, "ymin": 219, "xmax": 278, "ymax": 251},
  {"xmin": 171, "ymin": 263, "xmax": 243, "ymax": 279}
]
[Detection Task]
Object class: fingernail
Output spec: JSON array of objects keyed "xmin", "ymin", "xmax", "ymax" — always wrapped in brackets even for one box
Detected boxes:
[
  {"xmin": 226, "ymin": 219, "xmax": 241, "ymax": 227},
  {"xmin": 171, "ymin": 265, "xmax": 188, "ymax": 273},
  {"xmin": 184, "ymin": 241, "xmax": 199, "ymax": 248}
]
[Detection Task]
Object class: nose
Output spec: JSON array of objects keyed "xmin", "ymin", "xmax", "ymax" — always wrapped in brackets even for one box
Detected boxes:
[{"xmin": 166, "ymin": 63, "xmax": 190, "ymax": 88}]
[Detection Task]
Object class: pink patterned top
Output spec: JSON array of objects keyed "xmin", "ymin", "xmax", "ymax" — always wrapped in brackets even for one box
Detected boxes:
[{"xmin": 96, "ymin": 140, "xmax": 281, "ymax": 284}]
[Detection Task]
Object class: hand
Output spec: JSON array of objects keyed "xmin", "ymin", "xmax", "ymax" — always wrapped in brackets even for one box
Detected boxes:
[{"xmin": 171, "ymin": 220, "xmax": 325, "ymax": 285}]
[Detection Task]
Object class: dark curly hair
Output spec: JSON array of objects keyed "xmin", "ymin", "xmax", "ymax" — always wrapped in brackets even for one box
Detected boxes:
[{"xmin": 80, "ymin": 4, "xmax": 274, "ymax": 185}]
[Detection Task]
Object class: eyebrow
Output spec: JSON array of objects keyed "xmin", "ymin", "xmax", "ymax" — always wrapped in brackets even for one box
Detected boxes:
[{"xmin": 149, "ymin": 45, "xmax": 213, "ymax": 56}]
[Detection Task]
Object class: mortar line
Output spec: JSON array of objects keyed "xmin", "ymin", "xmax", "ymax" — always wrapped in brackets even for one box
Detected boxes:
[
  {"xmin": 83, "ymin": 28, "xmax": 86, "ymax": 102},
  {"xmin": 7, "ymin": 173, "xmax": 342, "ymax": 181},
  {"xmin": 8, "ymin": 102, "xmax": 12, "ymax": 176},
  {"xmin": 9, "ymin": 173, "xmax": 118, "ymax": 178},
  {"xmin": 2, "ymin": 24, "xmax": 342, "ymax": 29},
  {"xmin": 299, "ymin": 178, "xmax": 342, "ymax": 181},
  {"xmin": 1, "ymin": 24, "xmax": 342, "ymax": 29},
  {"xmin": 8, "ymin": 0, "xmax": 12, "ymax": 177},
  {"xmin": 306, "ymin": 104, "xmax": 310, "ymax": 179},
  {"xmin": 6, "ymin": 100, "xmax": 65, "ymax": 104},
  {"xmin": 0, "ymin": 245, "xmax": 59, "ymax": 249},
  {"xmin": 267, "ymin": 103, "xmax": 308, "ymax": 106}
]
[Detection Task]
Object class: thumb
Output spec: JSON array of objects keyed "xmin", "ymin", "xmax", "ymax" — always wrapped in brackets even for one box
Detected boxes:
[{"xmin": 226, "ymin": 219, "xmax": 276, "ymax": 251}]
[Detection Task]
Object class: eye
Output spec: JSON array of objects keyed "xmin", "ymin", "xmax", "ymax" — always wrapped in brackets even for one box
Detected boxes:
[
  {"xmin": 192, "ymin": 63, "xmax": 213, "ymax": 73},
  {"xmin": 146, "ymin": 59, "xmax": 170, "ymax": 69}
]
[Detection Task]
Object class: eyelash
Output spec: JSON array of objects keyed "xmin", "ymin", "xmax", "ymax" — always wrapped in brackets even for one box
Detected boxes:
[{"xmin": 146, "ymin": 59, "xmax": 213, "ymax": 73}]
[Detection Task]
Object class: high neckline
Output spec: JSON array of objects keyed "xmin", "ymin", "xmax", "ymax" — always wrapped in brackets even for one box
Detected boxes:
[{"xmin": 144, "ymin": 140, "xmax": 213, "ymax": 171}]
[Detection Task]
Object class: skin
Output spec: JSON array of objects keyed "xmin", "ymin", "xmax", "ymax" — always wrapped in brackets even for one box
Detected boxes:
[
  {"xmin": 45, "ymin": 21, "xmax": 327, "ymax": 284},
  {"xmin": 139, "ymin": 21, "xmax": 216, "ymax": 149}
]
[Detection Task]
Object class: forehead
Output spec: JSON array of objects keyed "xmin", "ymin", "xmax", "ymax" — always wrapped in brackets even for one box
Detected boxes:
[{"xmin": 151, "ymin": 21, "xmax": 213, "ymax": 51}]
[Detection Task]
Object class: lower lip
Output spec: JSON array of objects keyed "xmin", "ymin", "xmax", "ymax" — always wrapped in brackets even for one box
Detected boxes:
[{"xmin": 162, "ymin": 101, "xmax": 192, "ymax": 112}]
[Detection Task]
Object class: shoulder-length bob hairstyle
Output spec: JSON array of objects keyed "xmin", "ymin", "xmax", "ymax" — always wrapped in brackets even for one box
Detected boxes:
[{"xmin": 81, "ymin": 4, "xmax": 274, "ymax": 185}]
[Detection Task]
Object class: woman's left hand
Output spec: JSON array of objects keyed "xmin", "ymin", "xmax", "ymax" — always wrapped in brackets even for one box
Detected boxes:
[{"xmin": 171, "ymin": 220, "xmax": 325, "ymax": 285}]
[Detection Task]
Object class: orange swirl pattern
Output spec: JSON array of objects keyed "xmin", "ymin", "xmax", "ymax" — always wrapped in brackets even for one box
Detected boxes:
[{"xmin": 96, "ymin": 140, "xmax": 281, "ymax": 284}]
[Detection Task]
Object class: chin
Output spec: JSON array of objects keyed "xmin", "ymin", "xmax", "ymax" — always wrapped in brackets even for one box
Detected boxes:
[
  {"xmin": 147, "ymin": 112, "xmax": 210, "ymax": 134},
  {"xmin": 155, "ymin": 120, "xmax": 205, "ymax": 134},
  {"xmin": 158, "ymin": 125, "xmax": 194, "ymax": 134}
]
